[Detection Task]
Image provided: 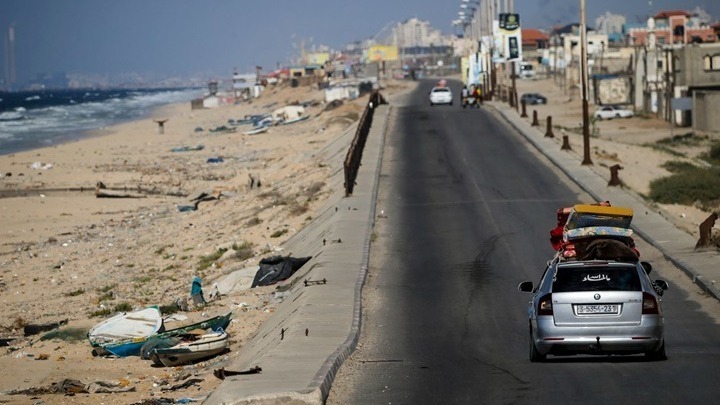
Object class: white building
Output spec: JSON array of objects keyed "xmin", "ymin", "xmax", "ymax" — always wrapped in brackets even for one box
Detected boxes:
[
  {"xmin": 392, "ymin": 18, "xmax": 450, "ymax": 48},
  {"xmin": 595, "ymin": 12, "xmax": 626, "ymax": 36}
]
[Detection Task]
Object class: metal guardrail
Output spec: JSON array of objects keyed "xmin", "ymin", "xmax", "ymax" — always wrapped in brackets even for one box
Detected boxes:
[{"xmin": 343, "ymin": 90, "xmax": 386, "ymax": 196}]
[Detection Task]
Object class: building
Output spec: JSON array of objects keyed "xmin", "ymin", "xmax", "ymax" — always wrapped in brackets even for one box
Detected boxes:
[
  {"xmin": 3, "ymin": 25, "xmax": 16, "ymax": 90},
  {"xmin": 672, "ymin": 43, "xmax": 720, "ymax": 131},
  {"xmin": 521, "ymin": 28, "xmax": 549, "ymax": 63},
  {"xmin": 392, "ymin": 18, "xmax": 450, "ymax": 48},
  {"xmin": 634, "ymin": 42, "xmax": 720, "ymax": 132},
  {"xmin": 627, "ymin": 10, "xmax": 717, "ymax": 46},
  {"xmin": 595, "ymin": 12, "xmax": 626, "ymax": 44}
]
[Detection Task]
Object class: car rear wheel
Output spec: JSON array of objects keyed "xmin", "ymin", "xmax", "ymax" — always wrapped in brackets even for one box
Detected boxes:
[
  {"xmin": 645, "ymin": 341, "xmax": 667, "ymax": 361},
  {"xmin": 529, "ymin": 328, "xmax": 546, "ymax": 362}
]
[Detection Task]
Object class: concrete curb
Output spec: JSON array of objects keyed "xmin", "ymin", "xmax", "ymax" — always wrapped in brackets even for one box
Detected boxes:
[{"xmin": 205, "ymin": 104, "xmax": 390, "ymax": 404}]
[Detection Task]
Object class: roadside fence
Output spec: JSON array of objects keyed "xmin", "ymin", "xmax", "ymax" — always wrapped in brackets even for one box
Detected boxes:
[{"xmin": 343, "ymin": 90, "xmax": 387, "ymax": 196}]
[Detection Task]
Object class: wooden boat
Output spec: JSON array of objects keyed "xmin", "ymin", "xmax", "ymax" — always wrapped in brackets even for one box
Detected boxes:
[
  {"xmin": 152, "ymin": 331, "xmax": 229, "ymax": 367},
  {"xmin": 91, "ymin": 311, "xmax": 232, "ymax": 357},
  {"xmin": 88, "ymin": 307, "xmax": 162, "ymax": 356},
  {"xmin": 282, "ymin": 115, "xmax": 309, "ymax": 125},
  {"xmin": 243, "ymin": 125, "xmax": 269, "ymax": 135}
]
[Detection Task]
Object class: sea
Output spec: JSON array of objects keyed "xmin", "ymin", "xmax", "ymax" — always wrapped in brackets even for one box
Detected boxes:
[{"xmin": 0, "ymin": 88, "xmax": 204, "ymax": 155}]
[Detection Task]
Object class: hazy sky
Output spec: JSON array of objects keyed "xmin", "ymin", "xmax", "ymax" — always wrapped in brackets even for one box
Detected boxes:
[{"xmin": 1, "ymin": 0, "xmax": 719, "ymax": 84}]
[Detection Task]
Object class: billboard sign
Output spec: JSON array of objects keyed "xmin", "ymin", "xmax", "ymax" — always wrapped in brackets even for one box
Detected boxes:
[
  {"xmin": 368, "ymin": 45, "xmax": 399, "ymax": 62},
  {"xmin": 499, "ymin": 13, "xmax": 522, "ymax": 62}
]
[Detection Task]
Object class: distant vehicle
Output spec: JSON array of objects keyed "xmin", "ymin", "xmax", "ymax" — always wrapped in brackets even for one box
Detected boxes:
[
  {"xmin": 429, "ymin": 86, "xmax": 453, "ymax": 106},
  {"xmin": 518, "ymin": 62, "xmax": 536, "ymax": 79},
  {"xmin": 518, "ymin": 258, "xmax": 668, "ymax": 362},
  {"xmin": 520, "ymin": 93, "xmax": 547, "ymax": 105},
  {"xmin": 594, "ymin": 105, "xmax": 634, "ymax": 120}
]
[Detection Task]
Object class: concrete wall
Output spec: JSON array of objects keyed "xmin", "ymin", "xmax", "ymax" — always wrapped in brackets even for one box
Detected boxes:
[
  {"xmin": 693, "ymin": 91, "xmax": 720, "ymax": 133},
  {"xmin": 675, "ymin": 44, "xmax": 720, "ymax": 87}
]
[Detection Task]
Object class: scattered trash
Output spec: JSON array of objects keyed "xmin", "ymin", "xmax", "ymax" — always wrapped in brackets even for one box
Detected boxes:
[
  {"xmin": 0, "ymin": 338, "xmax": 15, "ymax": 347},
  {"xmin": 23, "ymin": 319, "xmax": 68, "ymax": 336},
  {"xmin": 30, "ymin": 161, "xmax": 53, "ymax": 170},
  {"xmin": 191, "ymin": 276, "xmax": 206, "ymax": 305},
  {"xmin": 171, "ymin": 145, "xmax": 204, "ymax": 152},
  {"xmin": 87, "ymin": 380, "xmax": 136, "ymax": 394},
  {"xmin": 194, "ymin": 127, "xmax": 204, "ymax": 132},
  {"xmin": 4, "ymin": 378, "xmax": 134, "ymax": 396},
  {"xmin": 213, "ymin": 365, "xmax": 262, "ymax": 380},
  {"xmin": 251, "ymin": 255, "xmax": 312, "ymax": 287},
  {"xmin": 206, "ymin": 157, "xmax": 224, "ymax": 164},
  {"xmin": 208, "ymin": 125, "xmax": 236, "ymax": 133},
  {"xmin": 160, "ymin": 378, "xmax": 203, "ymax": 391},
  {"xmin": 304, "ymin": 278, "xmax": 327, "ymax": 287},
  {"xmin": 177, "ymin": 204, "xmax": 198, "ymax": 212}
]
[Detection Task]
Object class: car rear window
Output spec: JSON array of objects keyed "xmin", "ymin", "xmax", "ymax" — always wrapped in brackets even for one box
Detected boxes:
[
  {"xmin": 553, "ymin": 266, "xmax": 641, "ymax": 292},
  {"xmin": 433, "ymin": 88, "xmax": 450, "ymax": 93}
]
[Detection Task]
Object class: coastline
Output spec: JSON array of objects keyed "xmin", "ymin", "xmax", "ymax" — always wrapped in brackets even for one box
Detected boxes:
[
  {"xmin": 0, "ymin": 88, "xmax": 203, "ymax": 157},
  {"xmin": 0, "ymin": 80, "xmax": 405, "ymax": 403}
]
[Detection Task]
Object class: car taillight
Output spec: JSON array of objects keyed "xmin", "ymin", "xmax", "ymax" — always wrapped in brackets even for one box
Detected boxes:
[
  {"xmin": 538, "ymin": 293, "xmax": 553, "ymax": 315},
  {"xmin": 642, "ymin": 292, "xmax": 660, "ymax": 314}
]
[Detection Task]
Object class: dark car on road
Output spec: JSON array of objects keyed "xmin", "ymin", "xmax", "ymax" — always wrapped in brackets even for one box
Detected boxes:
[{"xmin": 520, "ymin": 93, "xmax": 547, "ymax": 105}]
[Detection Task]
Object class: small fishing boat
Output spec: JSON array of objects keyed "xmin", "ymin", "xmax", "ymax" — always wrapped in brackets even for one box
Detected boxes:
[
  {"xmin": 282, "ymin": 115, "xmax": 309, "ymax": 125},
  {"xmin": 152, "ymin": 331, "xmax": 229, "ymax": 367},
  {"xmin": 88, "ymin": 307, "xmax": 163, "ymax": 356},
  {"xmin": 91, "ymin": 311, "xmax": 232, "ymax": 357},
  {"xmin": 243, "ymin": 125, "xmax": 269, "ymax": 135}
]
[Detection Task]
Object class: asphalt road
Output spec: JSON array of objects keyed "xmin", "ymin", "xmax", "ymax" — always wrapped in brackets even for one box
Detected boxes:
[{"xmin": 327, "ymin": 79, "xmax": 720, "ymax": 404}]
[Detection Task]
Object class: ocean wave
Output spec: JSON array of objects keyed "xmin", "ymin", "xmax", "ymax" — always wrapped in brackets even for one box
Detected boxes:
[{"xmin": 0, "ymin": 88, "xmax": 202, "ymax": 155}]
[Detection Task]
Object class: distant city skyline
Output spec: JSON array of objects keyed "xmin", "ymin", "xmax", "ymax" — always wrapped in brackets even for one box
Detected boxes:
[{"xmin": 1, "ymin": 0, "xmax": 719, "ymax": 89}]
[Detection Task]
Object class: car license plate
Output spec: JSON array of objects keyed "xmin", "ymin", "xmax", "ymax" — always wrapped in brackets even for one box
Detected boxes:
[{"xmin": 576, "ymin": 304, "xmax": 619, "ymax": 314}]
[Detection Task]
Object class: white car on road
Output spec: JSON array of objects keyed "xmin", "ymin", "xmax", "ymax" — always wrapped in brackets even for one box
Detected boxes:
[
  {"xmin": 594, "ymin": 105, "xmax": 634, "ymax": 120},
  {"xmin": 429, "ymin": 87, "xmax": 453, "ymax": 106}
]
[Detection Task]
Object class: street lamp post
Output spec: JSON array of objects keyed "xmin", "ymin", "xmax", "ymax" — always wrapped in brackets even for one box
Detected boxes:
[{"xmin": 580, "ymin": 0, "xmax": 593, "ymax": 165}]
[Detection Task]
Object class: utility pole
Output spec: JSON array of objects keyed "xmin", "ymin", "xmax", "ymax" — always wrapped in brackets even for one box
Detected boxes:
[
  {"xmin": 510, "ymin": 0, "xmax": 516, "ymax": 109},
  {"xmin": 580, "ymin": 0, "xmax": 593, "ymax": 165}
]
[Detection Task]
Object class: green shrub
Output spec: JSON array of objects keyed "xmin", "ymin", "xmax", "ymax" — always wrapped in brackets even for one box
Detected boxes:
[
  {"xmin": 113, "ymin": 302, "xmax": 133, "ymax": 312},
  {"xmin": 197, "ymin": 248, "xmax": 227, "ymax": 271},
  {"xmin": 232, "ymin": 241, "xmax": 255, "ymax": 261},
  {"xmin": 90, "ymin": 308, "xmax": 112, "ymax": 317},
  {"xmin": 649, "ymin": 166, "xmax": 720, "ymax": 205},
  {"xmin": 64, "ymin": 288, "xmax": 85, "ymax": 297},
  {"xmin": 270, "ymin": 229, "xmax": 289, "ymax": 238},
  {"xmin": 661, "ymin": 161, "xmax": 696, "ymax": 173},
  {"xmin": 704, "ymin": 143, "xmax": 720, "ymax": 165}
]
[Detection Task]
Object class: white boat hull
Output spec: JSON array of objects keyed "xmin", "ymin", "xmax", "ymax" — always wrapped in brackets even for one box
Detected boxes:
[
  {"xmin": 153, "ymin": 331, "xmax": 229, "ymax": 367},
  {"xmin": 88, "ymin": 307, "xmax": 162, "ymax": 346}
]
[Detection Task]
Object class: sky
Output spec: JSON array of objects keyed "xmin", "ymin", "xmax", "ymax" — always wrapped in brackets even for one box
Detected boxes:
[{"xmin": 1, "ymin": 0, "xmax": 719, "ymax": 85}]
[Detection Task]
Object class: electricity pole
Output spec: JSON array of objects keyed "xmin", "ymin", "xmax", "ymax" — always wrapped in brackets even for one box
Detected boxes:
[{"xmin": 580, "ymin": 0, "xmax": 593, "ymax": 165}]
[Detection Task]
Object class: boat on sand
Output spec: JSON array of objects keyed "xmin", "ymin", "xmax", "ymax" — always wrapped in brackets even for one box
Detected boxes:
[
  {"xmin": 88, "ymin": 307, "xmax": 162, "ymax": 356},
  {"xmin": 91, "ymin": 311, "xmax": 232, "ymax": 357},
  {"xmin": 151, "ymin": 330, "xmax": 229, "ymax": 367}
]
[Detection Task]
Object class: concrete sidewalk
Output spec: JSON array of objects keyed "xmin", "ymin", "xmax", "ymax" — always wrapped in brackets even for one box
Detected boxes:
[
  {"xmin": 206, "ymin": 103, "xmax": 390, "ymax": 404},
  {"xmin": 490, "ymin": 101, "xmax": 720, "ymax": 301}
]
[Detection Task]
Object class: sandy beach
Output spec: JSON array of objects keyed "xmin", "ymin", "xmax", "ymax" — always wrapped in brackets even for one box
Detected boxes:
[
  {"xmin": 0, "ymin": 74, "xmax": 717, "ymax": 404},
  {"xmin": 0, "ymin": 79, "xmax": 412, "ymax": 404}
]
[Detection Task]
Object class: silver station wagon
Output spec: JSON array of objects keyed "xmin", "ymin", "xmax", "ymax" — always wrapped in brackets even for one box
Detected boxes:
[{"xmin": 519, "ymin": 259, "xmax": 669, "ymax": 362}]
